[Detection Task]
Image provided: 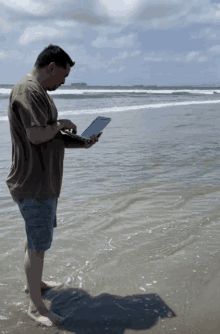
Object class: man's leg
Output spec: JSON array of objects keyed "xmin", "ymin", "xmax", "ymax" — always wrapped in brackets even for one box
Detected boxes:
[
  {"xmin": 24, "ymin": 238, "xmax": 28, "ymax": 254},
  {"xmin": 24, "ymin": 238, "xmax": 62, "ymax": 293},
  {"xmin": 25, "ymin": 248, "xmax": 48, "ymax": 315},
  {"xmin": 24, "ymin": 246, "xmax": 63, "ymax": 327}
]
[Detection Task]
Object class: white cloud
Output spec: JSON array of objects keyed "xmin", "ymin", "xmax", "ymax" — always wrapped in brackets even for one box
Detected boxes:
[
  {"xmin": 131, "ymin": 50, "xmax": 141, "ymax": 57},
  {"xmin": 54, "ymin": 21, "xmax": 83, "ymax": 39},
  {"xmin": 24, "ymin": 49, "xmax": 42, "ymax": 64},
  {"xmin": 99, "ymin": 0, "xmax": 141, "ymax": 18},
  {"xmin": 0, "ymin": 49, "xmax": 24, "ymax": 60},
  {"xmin": 125, "ymin": 0, "xmax": 220, "ymax": 30},
  {"xmin": 182, "ymin": 1, "xmax": 220, "ymax": 25},
  {"xmin": 185, "ymin": 51, "xmax": 201, "ymax": 62},
  {"xmin": 67, "ymin": 46, "xmax": 129, "ymax": 74},
  {"xmin": 78, "ymin": 67, "xmax": 87, "ymax": 72},
  {"xmin": 1, "ymin": 0, "xmax": 46, "ymax": 14},
  {"xmin": 67, "ymin": 47, "xmax": 106, "ymax": 70},
  {"xmin": 106, "ymin": 50, "xmax": 141, "ymax": 66},
  {"xmin": 143, "ymin": 50, "xmax": 210, "ymax": 63},
  {"xmin": 208, "ymin": 45, "xmax": 220, "ymax": 55},
  {"xmin": 108, "ymin": 68, "xmax": 117, "ymax": 73},
  {"xmin": 0, "ymin": 51, "xmax": 6, "ymax": 59},
  {"xmin": 0, "ymin": 49, "xmax": 23, "ymax": 60},
  {"xmin": 92, "ymin": 25, "xmax": 125, "ymax": 35},
  {"xmin": 55, "ymin": 21, "xmax": 77, "ymax": 27},
  {"xmin": 190, "ymin": 27, "xmax": 220, "ymax": 40},
  {"xmin": 92, "ymin": 33, "xmax": 135, "ymax": 48},
  {"xmin": 107, "ymin": 66, "xmax": 124, "ymax": 73},
  {"xmin": 0, "ymin": 0, "xmax": 219, "ymax": 86},
  {"xmin": 144, "ymin": 56, "xmax": 163, "ymax": 62},
  {"xmin": 144, "ymin": 51, "xmax": 171, "ymax": 62},
  {"xmin": 1, "ymin": 1, "xmax": 109, "ymax": 25},
  {"xmin": 173, "ymin": 55, "xmax": 185, "ymax": 62},
  {"xmin": 197, "ymin": 56, "xmax": 209, "ymax": 62},
  {"xmin": 0, "ymin": 18, "xmax": 11, "ymax": 31},
  {"xmin": 19, "ymin": 25, "xmax": 66, "ymax": 45},
  {"xmin": 116, "ymin": 51, "xmax": 129, "ymax": 59},
  {"xmin": 1, "ymin": 0, "xmax": 219, "ymax": 29},
  {"xmin": 7, "ymin": 50, "xmax": 24, "ymax": 60},
  {"xmin": 185, "ymin": 51, "xmax": 209, "ymax": 63}
]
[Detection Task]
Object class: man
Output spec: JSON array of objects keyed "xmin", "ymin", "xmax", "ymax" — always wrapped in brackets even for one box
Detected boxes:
[{"xmin": 6, "ymin": 44, "xmax": 100, "ymax": 328}]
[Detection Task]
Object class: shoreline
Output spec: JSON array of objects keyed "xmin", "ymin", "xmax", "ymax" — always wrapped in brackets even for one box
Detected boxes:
[{"xmin": 1, "ymin": 102, "xmax": 220, "ymax": 333}]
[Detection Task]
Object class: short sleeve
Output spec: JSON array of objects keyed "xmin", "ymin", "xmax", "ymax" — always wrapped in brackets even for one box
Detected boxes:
[{"xmin": 13, "ymin": 90, "xmax": 48, "ymax": 128}]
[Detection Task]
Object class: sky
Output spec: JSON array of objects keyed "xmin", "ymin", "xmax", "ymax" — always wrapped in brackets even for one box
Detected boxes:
[{"xmin": 1, "ymin": 0, "xmax": 220, "ymax": 86}]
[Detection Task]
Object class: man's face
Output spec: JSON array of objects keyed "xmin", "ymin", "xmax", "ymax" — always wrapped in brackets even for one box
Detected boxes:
[{"xmin": 46, "ymin": 62, "xmax": 71, "ymax": 91}]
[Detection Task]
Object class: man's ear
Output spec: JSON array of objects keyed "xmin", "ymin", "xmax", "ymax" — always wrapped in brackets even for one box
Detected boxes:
[{"xmin": 46, "ymin": 62, "xmax": 57, "ymax": 75}]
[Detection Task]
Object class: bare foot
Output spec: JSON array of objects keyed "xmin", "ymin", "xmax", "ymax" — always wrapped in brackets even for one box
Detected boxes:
[
  {"xmin": 27, "ymin": 302, "xmax": 64, "ymax": 327},
  {"xmin": 24, "ymin": 281, "xmax": 63, "ymax": 293}
]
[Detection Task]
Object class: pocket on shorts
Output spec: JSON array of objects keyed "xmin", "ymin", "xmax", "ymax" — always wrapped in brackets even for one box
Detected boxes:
[
  {"xmin": 23, "ymin": 199, "xmax": 54, "ymax": 248},
  {"xmin": 13, "ymin": 197, "xmax": 24, "ymax": 204},
  {"xmin": 22, "ymin": 199, "xmax": 52, "ymax": 221}
]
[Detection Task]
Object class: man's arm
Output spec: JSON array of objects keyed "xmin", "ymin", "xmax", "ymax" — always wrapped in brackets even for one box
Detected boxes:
[
  {"xmin": 62, "ymin": 133, "xmax": 101, "ymax": 149},
  {"xmin": 61, "ymin": 132, "xmax": 86, "ymax": 149},
  {"xmin": 26, "ymin": 120, "xmax": 77, "ymax": 145}
]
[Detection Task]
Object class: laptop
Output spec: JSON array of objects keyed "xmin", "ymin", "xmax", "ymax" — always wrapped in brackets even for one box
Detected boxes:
[{"xmin": 61, "ymin": 116, "xmax": 111, "ymax": 144}]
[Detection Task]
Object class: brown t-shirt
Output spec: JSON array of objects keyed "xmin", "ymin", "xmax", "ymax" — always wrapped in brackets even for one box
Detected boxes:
[{"xmin": 6, "ymin": 74, "xmax": 66, "ymax": 199}]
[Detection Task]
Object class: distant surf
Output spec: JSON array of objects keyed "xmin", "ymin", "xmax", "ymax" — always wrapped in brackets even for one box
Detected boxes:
[
  {"xmin": 1, "ymin": 99, "xmax": 220, "ymax": 122},
  {"xmin": 1, "ymin": 88, "xmax": 220, "ymax": 96}
]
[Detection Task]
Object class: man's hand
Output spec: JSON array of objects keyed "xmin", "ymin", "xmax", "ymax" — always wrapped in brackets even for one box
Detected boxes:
[
  {"xmin": 84, "ymin": 132, "xmax": 102, "ymax": 149},
  {"xmin": 59, "ymin": 119, "xmax": 77, "ymax": 134}
]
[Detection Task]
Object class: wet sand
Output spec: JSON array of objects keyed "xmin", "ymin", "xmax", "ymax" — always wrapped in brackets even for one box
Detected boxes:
[{"xmin": 1, "ymin": 105, "xmax": 220, "ymax": 333}]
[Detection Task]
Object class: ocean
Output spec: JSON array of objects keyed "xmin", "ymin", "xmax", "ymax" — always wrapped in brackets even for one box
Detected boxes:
[{"xmin": 0, "ymin": 84, "xmax": 220, "ymax": 333}]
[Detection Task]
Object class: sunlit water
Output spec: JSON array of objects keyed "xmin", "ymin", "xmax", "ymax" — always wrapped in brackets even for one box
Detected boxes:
[{"xmin": 0, "ymin": 85, "xmax": 220, "ymax": 332}]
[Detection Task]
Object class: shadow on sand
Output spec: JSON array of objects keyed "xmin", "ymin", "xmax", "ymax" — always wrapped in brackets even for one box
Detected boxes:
[{"xmin": 42, "ymin": 287, "xmax": 176, "ymax": 333}]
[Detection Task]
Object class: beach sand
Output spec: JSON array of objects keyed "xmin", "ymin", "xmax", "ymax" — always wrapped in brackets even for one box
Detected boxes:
[
  {"xmin": 1, "ymin": 105, "xmax": 220, "ymax": 333},
  {"xmin": 1, "ymin": 200, "xmax": 219, "ymax": 334}
]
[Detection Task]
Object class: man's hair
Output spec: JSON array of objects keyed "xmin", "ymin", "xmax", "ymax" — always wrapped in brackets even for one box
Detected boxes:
[{"xmin": 34, "ymin": 44, "xmax": 75, "ymax": 69}]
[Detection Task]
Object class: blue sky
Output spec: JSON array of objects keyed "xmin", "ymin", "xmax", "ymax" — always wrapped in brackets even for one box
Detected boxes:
[{"xmin": 1, "ymin": 0, "xmax": 220, "ymax": 86}]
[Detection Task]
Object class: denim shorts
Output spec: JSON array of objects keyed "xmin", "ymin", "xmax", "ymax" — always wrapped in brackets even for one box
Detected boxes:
[{"xmin": 13, "ymin": 197, "xmax": 58, "ymax": 252}]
